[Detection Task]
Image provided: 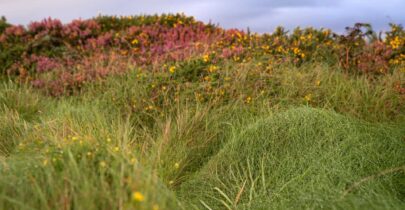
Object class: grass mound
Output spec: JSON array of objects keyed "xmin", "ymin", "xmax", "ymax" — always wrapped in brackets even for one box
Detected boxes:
[{"xmin": 180, "ymin": 107, "xmax": 405, "ymax": 209}]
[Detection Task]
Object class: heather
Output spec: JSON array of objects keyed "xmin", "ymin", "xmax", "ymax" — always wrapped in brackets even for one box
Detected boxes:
[
  {"xmin": 0, "ymin": 14, "xmax": 404, "ymax": 96},
  {"xmin": 0, "ymin": 14, "xmax": 404, "ymax": 210}
]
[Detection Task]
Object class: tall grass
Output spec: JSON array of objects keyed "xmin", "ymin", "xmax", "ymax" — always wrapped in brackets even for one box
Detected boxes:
[
  {"xmin": 179, "ymin": 107, "xmax": 405, "ymax": 209},
  {"xmin": 0, "ymin": 62, "xmax": 404, "ymax": 209}
]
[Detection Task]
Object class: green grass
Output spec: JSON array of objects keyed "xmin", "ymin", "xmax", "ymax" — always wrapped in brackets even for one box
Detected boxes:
[
  {"xmin": 0, "ymin": 63, "xmax": 404, "ymax": 209},
  {"xmin": 179, "ymin": 107, "xmax": 405, "ymax": 209}
]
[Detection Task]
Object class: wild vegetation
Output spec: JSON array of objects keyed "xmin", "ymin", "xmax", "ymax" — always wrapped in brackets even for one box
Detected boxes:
[{"xmin": 0, "ymin": 14, "xmax": 404, "ymax": 209}]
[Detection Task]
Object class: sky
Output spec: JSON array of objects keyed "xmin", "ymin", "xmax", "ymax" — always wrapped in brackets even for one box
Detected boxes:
[{"xmin": 0, "ymin": 0, "xmax": 404, "ymax": 33}]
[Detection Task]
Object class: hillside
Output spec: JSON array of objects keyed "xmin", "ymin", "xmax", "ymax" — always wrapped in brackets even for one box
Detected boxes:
[{"xmin": 0, "ymin": 14, "xmax": 404, "ymax": 210}]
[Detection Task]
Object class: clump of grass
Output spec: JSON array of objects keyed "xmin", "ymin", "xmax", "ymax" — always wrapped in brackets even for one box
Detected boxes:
[
  {"xmin": 270, "ymin": 63, "xmax": 404, "ymax": 122},
  {"xmin": 0, "ymin": 81, "xmax": 49, "ymax": 121},
  {"xmin": 0, "ymin": 109, "xmax": 24, "ymax": 156},
  {"xmin": 0, "ymin": 146, "xmax": 181, "ymax": 210},
  {"xmin": 0, "ymin": 95, "xmax": 181, "ymax": 210},
  {"xmin": 179, "ymin": 107, "xmax": 405, "ymax": 209}
]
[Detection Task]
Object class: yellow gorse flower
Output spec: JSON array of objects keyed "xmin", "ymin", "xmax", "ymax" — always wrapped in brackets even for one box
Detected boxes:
[
  {"xmin": 203, "ymin": 54, "xmax": 210, "ymax": 63},
  {"xmin": 131, "ymin": 39, "xmax": 139, "ymax": 45},
  {"xmin": 132, "ymin": 191, "xmax": 145, "ymax": 202},
  {"xmin": 208, "ymin": 65, "xmax": 218, "ymax": 73},
  {"xmin": 169, "ymin": 66, "xmax": 176, "ymax": 73},
  {"xmin": 390, "ymin": 36, "xmax": 401, "ymax": 49},
  {"xmin": 293, "ymin": 47, "xmax": 301, "ymax": 55}
]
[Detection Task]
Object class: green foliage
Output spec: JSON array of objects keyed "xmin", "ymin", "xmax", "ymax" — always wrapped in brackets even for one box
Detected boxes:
[
  {"xmin": 0, "ymin": 16, "xmax": 10, "ymax": 33},
  {"xmin": 172, "ymin": 59, "xmax": 210, "ymax": 82},
  {"xmin": 95, "ymin": 13, "xmax": 198, "ymax": 32},
  {"xmin": 0, "ymin": 44, "xmax": 26, "ymax": 75}
]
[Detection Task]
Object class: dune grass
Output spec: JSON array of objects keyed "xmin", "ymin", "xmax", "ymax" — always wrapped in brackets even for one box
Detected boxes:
[
  {"xmin": 179, "ymin": 107, "xmax": 405, "ymax": 210},
  {"xmin": 0, "ymin": 63, "xmax": 404, "ymax": 209}
]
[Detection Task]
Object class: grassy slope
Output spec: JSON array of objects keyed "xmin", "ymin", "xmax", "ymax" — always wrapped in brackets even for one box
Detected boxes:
[
  {"xmin": 180, "ymin": 107, "xmax": 405, "ymax": 210},
  {"xmin": 0, "ymin": 63, "xmax": 404, "ymax": 209}
]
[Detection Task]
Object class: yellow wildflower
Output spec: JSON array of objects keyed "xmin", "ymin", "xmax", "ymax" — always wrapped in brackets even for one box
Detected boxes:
[
  {"xmin": 304, "ymin": 94, "xmax": 312, "ymax": 102},
  {"xmin": 174, "ymin": 162, "xmax": 180, "ymax": 169},
  {"xmin": 203, "ymin": 54, "xmax": 210, "ymax": 63},
  {"xmin": 113, "ymin": 147, "xmax": 120, "ymax": 152},
  {"xmin": 208, "ymin": 65, "xmax": 218, "ymax": 73},
  {"xmin": 246, "ymin": 96, "xmax": 252, "ymax": 104},
  {"xmin": 293, "ymin": 47, "xmax": 301, "ymax": 55},
  {"xmin": 169, "ymin": 66, "xmax": 176, "ymax": 73},
  {"xmin": 131, "ymin": 39, "xmax": 139, "ymax": 45},
  {"xmin": 390, "ymin": 36, "xmax": 401, "ymax": 49},
  {"xmin": 132, "ymin": 191, "xmax": 145, "ymax": 202},
  {"xmin": 144, "ymin": 105, "xmax": 154, "ymax": 111},
  {"xmin": 261, "ymin": 45, "xmax": 270, "ymax": 51}
]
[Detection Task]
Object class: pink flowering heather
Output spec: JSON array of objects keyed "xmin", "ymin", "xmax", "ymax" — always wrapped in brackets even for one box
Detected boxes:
[
  {"xmin": 30, "ymin": 55, "xmax": 61, "ymax": 73},
  {"xmin": 28, "ymin": 18, "xmax": 63, "ymax": 37}
]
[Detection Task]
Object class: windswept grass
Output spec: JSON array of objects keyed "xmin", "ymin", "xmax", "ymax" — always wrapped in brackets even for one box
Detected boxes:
[
  {"xmin": 179, "ymin": 107, "xmax": 405, "ymax": 210},
  {"xmin": 0, "ymin": 59, "xmax": 404, "ymax": 209}
]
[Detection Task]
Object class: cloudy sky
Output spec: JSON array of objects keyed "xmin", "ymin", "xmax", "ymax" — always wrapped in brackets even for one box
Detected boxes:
[{"xmin": 0, "ymin": 0, "xmax": 404, "ymax": 33}]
